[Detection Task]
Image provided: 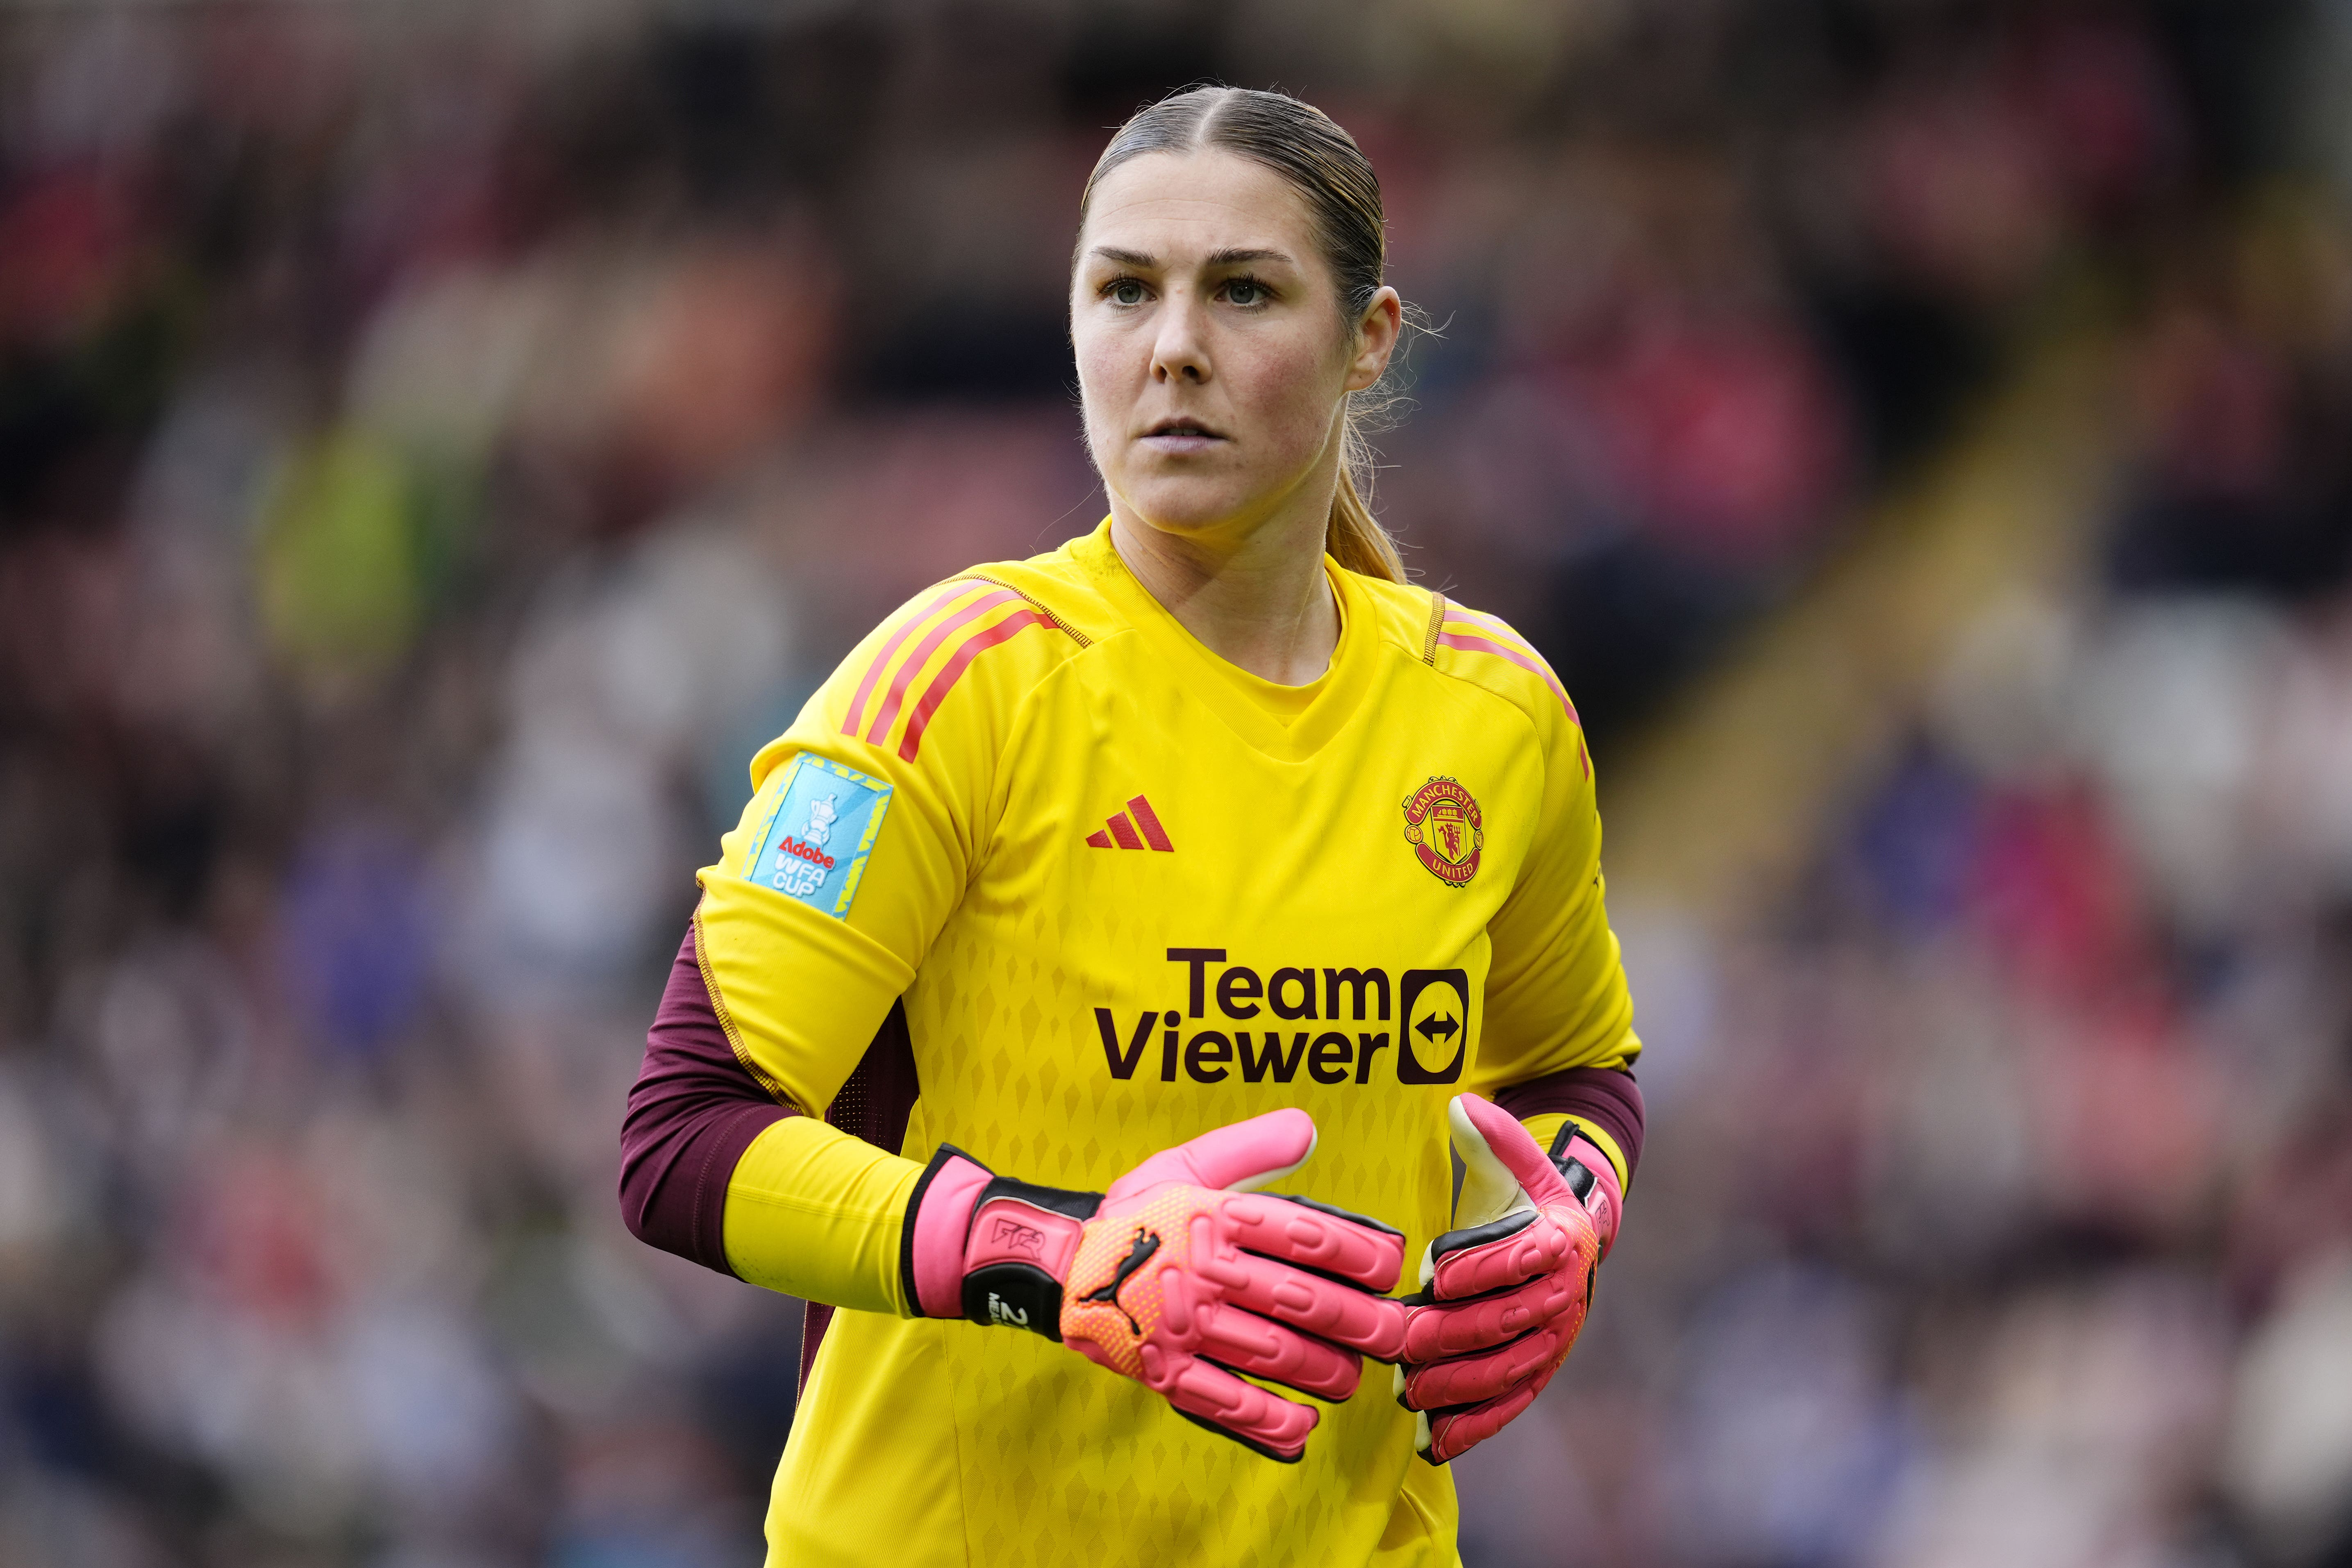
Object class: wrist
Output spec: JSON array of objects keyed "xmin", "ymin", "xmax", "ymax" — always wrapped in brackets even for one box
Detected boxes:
[
  {"xmin": 902, "ymin": 1146, "xmax": 995, "ymax": 1317},
  {"xmin": 957, "ymin": 1177, "xmax": 1097, "ymax": 1336},
  {"xmin": 902, "ymin": 1145, "xmax": 1105, "ymax": 1334},
  {"xmin": 1547, "ymin": 1126, "xmax": 1623, "ymax": 1254}
]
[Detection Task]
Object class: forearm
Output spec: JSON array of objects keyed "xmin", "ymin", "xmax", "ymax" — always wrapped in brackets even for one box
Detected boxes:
[
  {"xmin": 620, "ymin": 928, "xmax": 916, "ymax": 1313},
  {"xmin": 723, "ymin": 1117, "xmax": 920, "ymax": 1312}
]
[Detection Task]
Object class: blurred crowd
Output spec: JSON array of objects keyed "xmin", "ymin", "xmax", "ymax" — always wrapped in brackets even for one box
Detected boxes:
[
  {"xmin": 0, "ymin": 2, "xmax": 2347, "ymax": 1565},
  {"xmin": 1524, "ymin": 179, "xmax": 2352, "ymax": 1560}
]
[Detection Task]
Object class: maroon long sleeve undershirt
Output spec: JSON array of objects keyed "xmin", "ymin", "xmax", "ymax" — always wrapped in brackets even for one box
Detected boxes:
[
  {"xmin": 617, "ymin": 934, "xmax": 794, "ymax": 1275},
  {"xmin": 620, "ymin": 927, "xmax": 920, "ymax": 1388},
  {"xmin": 1494, "ymin": 1063, "xmax": 1647, "ymax": 1175}
]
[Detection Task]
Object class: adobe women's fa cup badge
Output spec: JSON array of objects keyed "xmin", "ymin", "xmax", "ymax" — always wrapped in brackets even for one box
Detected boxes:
[{"xmin": 1402, "ymin": 777, "xmax": 1484, "ymax": 887}]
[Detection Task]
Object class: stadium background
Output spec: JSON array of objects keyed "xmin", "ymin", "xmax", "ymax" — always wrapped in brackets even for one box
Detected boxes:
[{"xmin": 3, "ymin": 2, "xmax": 2351, "ymax": 1564}]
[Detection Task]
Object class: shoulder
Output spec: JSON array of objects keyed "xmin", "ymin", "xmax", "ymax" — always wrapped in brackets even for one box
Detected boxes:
[
  {"xmin": 1344, "ymin": 569, "xmax": 1445, "ymax": 664},
  {"xmin": 822, "ymin": 565, "xmax": 1090, "ymax": 768},
  {"xmin": 954, "ymin": 534, "xmax": 1129, "ymax": 649},
  {"xmin": 1407, "ymin": 589, "xmax": 1590, "ymax": 774}
]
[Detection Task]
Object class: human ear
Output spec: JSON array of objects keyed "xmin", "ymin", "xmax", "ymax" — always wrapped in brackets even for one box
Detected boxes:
[{"xmin": 1345, "ymin": 287, "xmax": 1404, "ymax": 393}]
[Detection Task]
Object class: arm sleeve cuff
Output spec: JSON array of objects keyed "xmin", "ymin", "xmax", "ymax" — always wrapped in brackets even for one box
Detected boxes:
[{"xmin": 725, "ymin": 1117, "xmax": 925, "ymax": 1314}]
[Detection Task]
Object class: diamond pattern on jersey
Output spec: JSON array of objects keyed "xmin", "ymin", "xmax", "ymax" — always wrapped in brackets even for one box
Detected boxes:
[{"xmin": 1085, "ymin": 795, "xmax": 1174, "ymax": 851}]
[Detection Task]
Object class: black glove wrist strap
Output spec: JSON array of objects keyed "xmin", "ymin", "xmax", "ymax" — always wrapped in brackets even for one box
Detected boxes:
[{"xmin": 1546, "ymin": 1122, "xmax": 1600, "ymax": 1202}]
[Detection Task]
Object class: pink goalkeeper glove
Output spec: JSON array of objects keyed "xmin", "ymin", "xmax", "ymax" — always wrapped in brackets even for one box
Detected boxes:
[
  {"xmin": 903, "ymin": 1109, "xmax": 1410, "ymax": 1462},
  {"xmin": 1395, "ymin": 1093, "xmax": 1621, "ymax": 1465}
]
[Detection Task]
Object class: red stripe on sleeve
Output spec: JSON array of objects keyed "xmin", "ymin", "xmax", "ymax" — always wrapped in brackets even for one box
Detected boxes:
[
  {"xmin": 865, "ymin": 589, "xmax": 1023, "ymax": 746},
  {"xmin": 841, "ymin": 583, "xmax": 979, "ymax": 739},
  {"xmin": 1127, "ymin": 795, "xmax": 1173, "ymax": 851},
  {"xmin": 1437, "ymin": 630, "xmax": 1573, "ymax": 718},
  {"xmin": 1437, "ymin": 629, "xmax": 1590, "ymax": 775},
  {"xmin": 1448, "ymin": 606, "xmax": 1532, "ymax": 647},
  {"xmin": 896, "ymin": 607, "xmax": 1051, "ymax": 761},
  {"xmin": 1445, "ymin": 611, "xmax": 1554, "ymax": 680}
]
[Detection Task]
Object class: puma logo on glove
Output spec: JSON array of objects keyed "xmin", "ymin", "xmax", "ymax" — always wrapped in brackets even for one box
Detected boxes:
[
  {"xmin": 1081, "ymin": 1229, "xmax": 1162, "ymax": 1334},
  {"xmin": 903, "ymin": 1109, "xmax": 1410, "ymax": 1462}
]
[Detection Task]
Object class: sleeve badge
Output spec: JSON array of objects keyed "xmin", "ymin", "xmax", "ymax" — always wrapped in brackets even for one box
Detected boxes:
[{"xmin": 746, "ymin": 755, "xmax": 894, "ymax": 918}]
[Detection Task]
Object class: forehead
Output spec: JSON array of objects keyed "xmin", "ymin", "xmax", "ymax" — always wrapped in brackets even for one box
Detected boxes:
[{"xmin": 1079, "ymin": 149, "xmax": 1320, "ymax": 261}]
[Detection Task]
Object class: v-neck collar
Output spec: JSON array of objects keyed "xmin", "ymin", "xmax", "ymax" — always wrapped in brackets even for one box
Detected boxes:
[{"xmin": 1075, "ymin": 518, "xmax": 1378, "ymax": 764}]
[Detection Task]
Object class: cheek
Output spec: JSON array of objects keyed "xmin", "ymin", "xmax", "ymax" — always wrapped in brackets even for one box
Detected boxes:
[
  {"xmin": 1072, "ymin": 307, "xmax": 1142, "ymax": 383},
  {"xmin": 1227, "ymin": 331, "xmax": 1345, "ymax": 450},
  {"xmin": 1073, "ymin": 327, "xmax": 1136, "ymax": 430}
]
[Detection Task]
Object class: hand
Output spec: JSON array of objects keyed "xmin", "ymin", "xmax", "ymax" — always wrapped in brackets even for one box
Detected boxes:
[
  {"xmin": 905, "ymin": 1109, "xmax": 1410, "ymax": 1461},
  {"xmin": 1395, "ymin": 1093, "xmax": 1621, "ymax": 1464}
]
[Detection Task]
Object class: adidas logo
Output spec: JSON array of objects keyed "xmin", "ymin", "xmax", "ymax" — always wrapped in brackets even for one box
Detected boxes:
[{"xmin": 1087, "ymin": 795, "xmax": 1173, "ymax": 852}]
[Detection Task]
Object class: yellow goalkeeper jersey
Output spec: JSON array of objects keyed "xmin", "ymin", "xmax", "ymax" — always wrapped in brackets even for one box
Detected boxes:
[{"xmin": 694, "ymin": 519, "xmax": 1639, "ymax": 1567}]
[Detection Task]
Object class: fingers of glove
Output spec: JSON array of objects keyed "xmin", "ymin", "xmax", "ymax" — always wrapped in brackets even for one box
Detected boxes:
[
  {"xmin": 1427, "ymin": 1212, "xmax": 1573, "ymax": 1301},
  {"xmin": 1193, "ymin": 1303, "xmax": 1362, "ymax": 1402},
  {"xmin": 1419, "ymin": 1379, "xmax": 1544, "ymax": 1466},
  {"xmin": 1161, "ymin": 1351, "xmax": 1319, "ymax": 1463},
  {"xmin": 1202, "ymin": 1246, "xmax": 1410, "ymax": 1362},
  {"xmin": 1218, "ymin": 1192, "xmax": 1406, "ymax": 1291},
  {"xmin": 1398, "ymin": 1317, "xmax": 1576, "ymax": 1411},
  {"xmin": 1402, "ymin": 1266, "xmax": 1584, "ymax": 1361},
  {"xmin": 1109, "ymin": 1109, "xmax": 1318, "ymax": 1202}
]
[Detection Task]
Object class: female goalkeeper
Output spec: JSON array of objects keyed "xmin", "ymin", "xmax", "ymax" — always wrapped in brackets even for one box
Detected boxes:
[{"xmin": 620, "ymin": 86, "xmax": 1644, "ymax": 1568}]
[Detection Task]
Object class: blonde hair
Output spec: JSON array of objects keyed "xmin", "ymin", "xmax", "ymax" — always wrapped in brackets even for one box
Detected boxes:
[{"xmin": 1079, "ymin": 86, "xmax": 1409, "ymax": 583}]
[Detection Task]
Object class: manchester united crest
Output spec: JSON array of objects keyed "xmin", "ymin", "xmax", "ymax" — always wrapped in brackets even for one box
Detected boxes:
[{"xmin": 1402, "ymin": 777, "xmax": 1484, "ymax": 887}]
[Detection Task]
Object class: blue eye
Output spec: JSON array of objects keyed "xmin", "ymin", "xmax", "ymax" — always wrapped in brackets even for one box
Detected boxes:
[
  {"xmin": 1226, "ymin": 279, "xmax": 1263, "ymax": 305},
  {"xmin": 1109, "ymin": 279, "xmax": 1146, "ymax": 306}
]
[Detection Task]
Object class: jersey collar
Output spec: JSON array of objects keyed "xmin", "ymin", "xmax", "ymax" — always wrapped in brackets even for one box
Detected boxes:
[{"xmin": 1074, "ymin": 518, "xmax": 1379, "ymax": 764}]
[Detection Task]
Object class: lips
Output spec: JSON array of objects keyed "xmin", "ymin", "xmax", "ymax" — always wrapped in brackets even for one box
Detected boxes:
[{"xmin": 1140, "ymin": 417, "xmax": 1225, "ymax": 454}]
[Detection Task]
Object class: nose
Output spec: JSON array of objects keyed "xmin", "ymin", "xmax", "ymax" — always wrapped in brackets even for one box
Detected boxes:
[{"xmin": 1150, "ymin": 292, "xmax": 1211, "ymax": 385}]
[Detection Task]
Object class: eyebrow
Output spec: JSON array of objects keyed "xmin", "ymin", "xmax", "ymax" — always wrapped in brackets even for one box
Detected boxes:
[{"xmin": 1085, "ymin": 245, "xmax": 1297, "ymax": 270}]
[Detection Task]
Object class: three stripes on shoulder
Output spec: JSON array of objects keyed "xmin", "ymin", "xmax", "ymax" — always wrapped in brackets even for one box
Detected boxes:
[{"xmin": 837, "ymin": 580, "xmax": 1062, "ymax": 762}]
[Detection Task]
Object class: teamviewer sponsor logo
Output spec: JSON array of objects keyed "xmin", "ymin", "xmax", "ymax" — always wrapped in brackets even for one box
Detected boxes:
[
  {"xmin": 1396, "ymin": 969, "xmax": 1470, "ymax": 1084},
  {"xmin": 1088, "ymin": 949, "xmax": 1470, "ymax": 1087}
]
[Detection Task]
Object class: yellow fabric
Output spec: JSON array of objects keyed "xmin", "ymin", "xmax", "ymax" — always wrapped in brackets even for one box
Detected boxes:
[
  {"xmin": 1185, "ymin": 584, "xmax": 1333, "ymax": 723},
  {"xmin": 723, "ymin": 1117, "xmax": 921, "ymax": 1314},
  {"xmin": 689, "ymin": 886, "xmax": 915, "ymax": 1113},
  {"xmin": 1203, "ymin": 649, "xmax": 1325, "ymax": 722},
  {"xmin": 695, "ymin": 520, "xmax": 1640, "ymax": 1568}
]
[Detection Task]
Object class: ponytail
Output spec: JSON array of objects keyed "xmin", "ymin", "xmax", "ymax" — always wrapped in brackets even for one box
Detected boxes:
[{"xmin": 1326, "ymin": 413, "xmax": 1404, "ymax": 582}]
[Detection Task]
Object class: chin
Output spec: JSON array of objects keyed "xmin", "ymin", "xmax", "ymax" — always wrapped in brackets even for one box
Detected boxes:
[{"xmin": 1116, "ymin": 476, "xmax": 1257, "ymax": 536}]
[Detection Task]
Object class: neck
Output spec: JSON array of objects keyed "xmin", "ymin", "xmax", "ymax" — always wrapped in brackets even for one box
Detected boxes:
[{"xmin": 1108, "ymin": 497, "xmax": 1340, "ymax": 686}]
